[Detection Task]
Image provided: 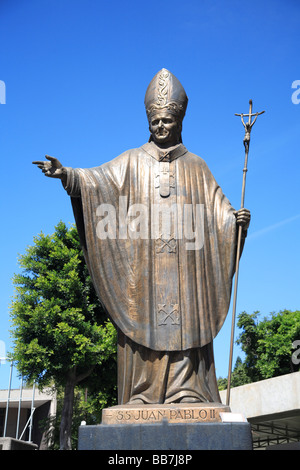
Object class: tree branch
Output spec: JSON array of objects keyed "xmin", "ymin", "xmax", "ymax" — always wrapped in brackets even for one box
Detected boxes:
[{"xmin": 75, "ymin": 366, "xmax": 95, "ymax": 385}]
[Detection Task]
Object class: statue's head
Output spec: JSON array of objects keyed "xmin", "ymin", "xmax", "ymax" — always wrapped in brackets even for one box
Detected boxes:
[{"xmin": 144, "ymin": 69, "xmax": 188, "ymax": 146}]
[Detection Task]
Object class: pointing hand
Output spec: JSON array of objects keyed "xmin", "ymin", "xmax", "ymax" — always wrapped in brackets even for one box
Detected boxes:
[{"xmin": 32, "ymin": 155, "xmax": 65, "ymax": 179}]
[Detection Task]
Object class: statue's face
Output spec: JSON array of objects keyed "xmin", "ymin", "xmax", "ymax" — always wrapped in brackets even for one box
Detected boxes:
[{"xmin": 149, "ymin": 111, "xmax": 181, "ymax": 146}]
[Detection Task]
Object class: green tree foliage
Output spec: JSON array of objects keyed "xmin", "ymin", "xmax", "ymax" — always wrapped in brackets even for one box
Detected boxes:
[
  {"xmin": 218, "ymin": 310, "xmax": 300, "ymax": 389},
  {"xmin": 10, "ymin": 221, "xmax": 117, "ymax": 449},
  {"xmin": 237, "ymin": 310, "xmax": 300, "ymax": 380}
]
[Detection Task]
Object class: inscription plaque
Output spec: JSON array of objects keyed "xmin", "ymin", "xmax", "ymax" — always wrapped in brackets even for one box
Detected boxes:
[{"xmin": 102, "ymin": 403, "xmax": 230, "ymax": 425}]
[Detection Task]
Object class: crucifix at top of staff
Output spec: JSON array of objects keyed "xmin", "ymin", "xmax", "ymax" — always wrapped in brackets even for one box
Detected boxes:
[{"xmin": 226, "ymin": 100, "xmax": 265, "ymax": 407}]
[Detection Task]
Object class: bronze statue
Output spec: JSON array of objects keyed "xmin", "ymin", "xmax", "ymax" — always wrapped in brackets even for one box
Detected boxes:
[{"xmin": 33, "ymin": 69, "xmax": 250, "ymax": 405}]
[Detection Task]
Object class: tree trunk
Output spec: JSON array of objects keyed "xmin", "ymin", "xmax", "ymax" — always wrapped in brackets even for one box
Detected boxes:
[
  {"xmin": 59, "ymin": 367, "xmax": 94, "ymax": 450},
  {"xmin": 60, "ymin": 375, "xmax": 76, "ymax": 450}
]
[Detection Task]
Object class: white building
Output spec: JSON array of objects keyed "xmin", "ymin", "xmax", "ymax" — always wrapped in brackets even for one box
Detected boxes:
[
  {"xmin": 220, "ymin": 371, "xmax": 300, "ymax": 449},
  {"xmin": 0, "ymin": 387, "xmax": 56, "ymax": 449}
]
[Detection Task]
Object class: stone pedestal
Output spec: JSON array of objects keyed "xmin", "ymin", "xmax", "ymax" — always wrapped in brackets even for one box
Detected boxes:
[{"xmin": 78, "ymin": 403, "xmax": 253, "ymax": 450}]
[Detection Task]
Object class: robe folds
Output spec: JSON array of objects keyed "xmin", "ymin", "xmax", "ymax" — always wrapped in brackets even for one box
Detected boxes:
[{"xmin": 63, "ymin": 142, "xmax": 238, "ymax": 355}]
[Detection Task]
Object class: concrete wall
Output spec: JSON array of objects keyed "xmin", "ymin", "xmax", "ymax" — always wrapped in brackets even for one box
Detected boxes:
[{"xmin": 219, "ymin": 371, "xmax": 300, "ymax": 419}]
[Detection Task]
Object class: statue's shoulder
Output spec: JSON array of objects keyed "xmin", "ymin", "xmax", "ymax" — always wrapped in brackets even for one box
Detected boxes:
[
  {"xmin": 100, "ymin": 147, "xmax": 142, "ymax": 169},
  {"xmin": 182, "ymin": 149, "xmax": 209, "ymax": 169}
]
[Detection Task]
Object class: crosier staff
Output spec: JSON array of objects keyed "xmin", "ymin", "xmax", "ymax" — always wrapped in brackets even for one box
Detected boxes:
[{"xmin": 226, "ymin": 100, "xmax": 265, "ymax": 406}]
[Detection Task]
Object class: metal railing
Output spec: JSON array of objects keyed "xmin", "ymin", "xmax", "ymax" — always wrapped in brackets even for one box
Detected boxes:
[{"xmin": 2, "ymin": 360, "xmax": 36, "ymax": 442}]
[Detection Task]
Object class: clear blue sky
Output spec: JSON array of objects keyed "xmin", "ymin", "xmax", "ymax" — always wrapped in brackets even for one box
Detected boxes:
[{"xmin": 1, "ymin": 0, "xmax": 299, "ymax": 389}]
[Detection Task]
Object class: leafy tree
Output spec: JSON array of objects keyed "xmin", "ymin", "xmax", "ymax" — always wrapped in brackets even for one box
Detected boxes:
[
  {"xmin": 235, "ymin": 311, "xmax": 262, "ymax": 383},
  {"xmin": 218, "ymin": 310, "xmax": 300, "ymax": 390},
  {"xmin": 10, "ymin": 221, "xmax": 117, "ymax": 449},
  {"xmin": 218, "ymin": 356, "xmax": 251, "ymax": 391},
  {"xmin": 237, "ymin": 309, "xmax": 300, "ymax": 380}
]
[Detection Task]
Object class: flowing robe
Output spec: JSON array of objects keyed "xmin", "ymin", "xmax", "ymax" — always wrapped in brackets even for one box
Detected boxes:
[{"xmin": 63, "ymin": 142, "xmax": 239, "ymax": 403}]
